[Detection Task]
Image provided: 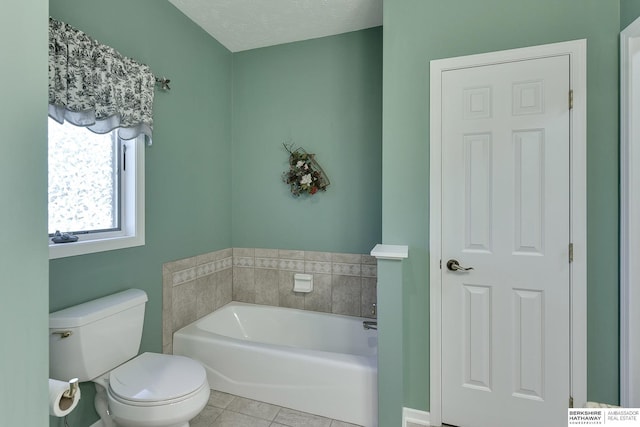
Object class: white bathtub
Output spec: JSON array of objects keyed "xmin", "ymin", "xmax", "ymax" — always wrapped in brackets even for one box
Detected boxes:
[{"xmin": 173, "ymin": 302, "xmax": 378, "ymax": 427}]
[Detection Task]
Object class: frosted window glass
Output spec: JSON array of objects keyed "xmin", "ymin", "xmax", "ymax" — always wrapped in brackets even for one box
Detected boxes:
[{"xmin": 48, "ymin": 118, "xmax": 119, "ymax": 234}]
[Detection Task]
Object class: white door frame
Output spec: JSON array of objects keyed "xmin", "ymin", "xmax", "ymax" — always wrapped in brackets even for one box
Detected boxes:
[
  {"xmin": 620, "ymin": 17, "xmax": 640, "ymax": 408},
  {"xmin": 429, "ymin": 39, "xmax": 587, "ymax": 426}
]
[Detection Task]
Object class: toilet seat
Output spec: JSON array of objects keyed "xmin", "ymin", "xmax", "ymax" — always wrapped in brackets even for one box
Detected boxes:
[
  {"xmin": 105, "ymin": 352, "xmax": 210, "ymax": 427},
  {"xmin": 108, "ymin": 352, "xmax": 207, "ymax": 406}
]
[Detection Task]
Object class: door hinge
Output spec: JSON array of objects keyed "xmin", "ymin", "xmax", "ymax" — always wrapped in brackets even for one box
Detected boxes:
[
  {"xmin": 569, "ymin": 395, "xmax": 574, "ymax": 408},
  {"xmin": 122, "ymin": 143, "xmax": 127, "ymax": 171},
  {"xmin": 569, "ymin": 243, "xmax": 574, "ymax": 263},
  {"xmin": 569, "ymin": 90, "xmax": 574, "ymax": 110},
  {"xmin": 439, "ymin": 259, "xmax": 442, "ymax": 269}
]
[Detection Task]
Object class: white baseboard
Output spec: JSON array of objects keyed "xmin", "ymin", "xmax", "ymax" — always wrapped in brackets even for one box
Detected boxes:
[{"xmin": 403, "ymin": 407, "xmax": 431, "ymax": 426}]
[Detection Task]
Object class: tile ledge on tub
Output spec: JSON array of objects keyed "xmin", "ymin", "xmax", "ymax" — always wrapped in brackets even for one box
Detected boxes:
[{"xmin": 370, "ymin": 244, "xmax": 409, "ymax": 260}]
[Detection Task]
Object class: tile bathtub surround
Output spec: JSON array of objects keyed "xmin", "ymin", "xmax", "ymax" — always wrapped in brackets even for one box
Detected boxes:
[
  {"xmin": 163, "ymin": 248, "xmax": 233, "ymax": 354},
  {"xmin": 163, "ymin": 247, "xmax": 377, "ymax": 354},
  {"xmin": 232, "ymin": 248, "xmax": 377, "ymax": 318}
]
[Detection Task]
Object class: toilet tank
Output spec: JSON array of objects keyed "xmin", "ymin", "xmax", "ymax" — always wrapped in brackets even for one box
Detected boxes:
[{"xmin": 49, "ymin": 289, "xmax": 148, "ymax": 382}]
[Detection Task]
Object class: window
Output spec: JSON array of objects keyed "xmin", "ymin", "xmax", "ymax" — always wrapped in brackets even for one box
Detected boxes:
[{"xmin": 48, "ymin": 118, "xmax": 145, "ymax": 259}]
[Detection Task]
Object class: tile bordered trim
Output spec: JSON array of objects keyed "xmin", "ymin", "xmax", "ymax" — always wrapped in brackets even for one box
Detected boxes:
[
  {"xmin": 279, "ymin": 258, "xmax": 305, "ymax": 272},
  {"xmin": 173, "ymin": 255, "xmax": 232, "ymax": 286},
  {"xmin": 233, "ymin": 256, "xmax": 254, "ymax": 268},
  {"xmin": 305, "ymin": 260, "xmax": 332, "ymax": 274},
  {"xmin": 332, "ymin": 262, "xmax": 362, "ymax": 276},
  {"xmin": 255, "ymin": 257, "xmax": 279, "ymax": 269}
]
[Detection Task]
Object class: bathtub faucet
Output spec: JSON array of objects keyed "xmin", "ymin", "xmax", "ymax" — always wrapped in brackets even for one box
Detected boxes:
[{"xmin": 363, "ymin": 320, "xmax": 377, "ymax": 330}]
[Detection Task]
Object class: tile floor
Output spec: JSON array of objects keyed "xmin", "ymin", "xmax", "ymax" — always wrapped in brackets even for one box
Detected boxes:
[{"xmin": 191, "ymin": 389, "xmax": 363, "ymax": 427}]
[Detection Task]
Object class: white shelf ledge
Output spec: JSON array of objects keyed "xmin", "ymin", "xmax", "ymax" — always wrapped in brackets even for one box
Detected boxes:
[{"xmin": 370, "ymin": 244, "xmax": 409, "ymax": 260}]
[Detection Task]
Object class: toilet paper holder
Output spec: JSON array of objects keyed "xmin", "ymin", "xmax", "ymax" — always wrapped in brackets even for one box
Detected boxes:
[
  {"xmin": 64, "ymin": 378, "xmax": 79, "ymax": 400},
  {"xmin": 52, "ymin": 330, "xmax": 73, "ymax": 339},
  {"xmin": 49, "ymin": 377, "xmax": 81, "ymax": 417}
]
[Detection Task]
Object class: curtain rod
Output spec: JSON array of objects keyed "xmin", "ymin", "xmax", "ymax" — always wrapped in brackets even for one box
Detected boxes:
[{"xmin": 155, "ymin": 76, "xmax": 171, "ymax": 91}]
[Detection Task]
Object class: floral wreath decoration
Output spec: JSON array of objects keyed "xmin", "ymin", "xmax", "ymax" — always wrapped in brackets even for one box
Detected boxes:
[{"xmin": 282, "ymin": 143, "xmax": 330, "ymax": 197}]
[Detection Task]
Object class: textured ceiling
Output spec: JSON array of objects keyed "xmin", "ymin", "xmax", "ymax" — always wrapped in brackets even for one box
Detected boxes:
[{"xmin": 168, "ymin": 0, "xmax": 383, "ymax": 52}]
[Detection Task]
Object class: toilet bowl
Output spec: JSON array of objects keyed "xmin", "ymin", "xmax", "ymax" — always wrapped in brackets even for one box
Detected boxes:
[
  {"xmin": 49, "ymin": 289, "xmax": 210, "ymax": 427},
  {"xmin": 94, "ymin": 353, "xmax": 210, "ymax": 427}
]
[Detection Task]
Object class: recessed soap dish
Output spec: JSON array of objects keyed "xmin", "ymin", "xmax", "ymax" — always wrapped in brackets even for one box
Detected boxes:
[{"xmin": 293, "ymin": 273, "xmax": 313, "ymax": 293}]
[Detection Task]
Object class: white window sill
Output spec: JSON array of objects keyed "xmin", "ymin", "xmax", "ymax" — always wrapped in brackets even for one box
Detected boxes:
[{"xmin": 49, "ymin": 233, "xmax": 144, "ymax": 259}]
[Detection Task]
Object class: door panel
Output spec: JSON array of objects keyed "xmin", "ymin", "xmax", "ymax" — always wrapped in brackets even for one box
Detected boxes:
[
  {"xmin": 441, "ymin": 55, "xmax": 570, "ymax": 427},
  {"xmin": 463, "ymin": 284, "xmax": 492, "ymax": 391}
]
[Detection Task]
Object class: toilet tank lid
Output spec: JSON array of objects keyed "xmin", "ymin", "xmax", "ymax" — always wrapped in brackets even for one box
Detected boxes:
[{"xmin": 49, "ymin": 289, "xmax": 148, "ymax": 329}]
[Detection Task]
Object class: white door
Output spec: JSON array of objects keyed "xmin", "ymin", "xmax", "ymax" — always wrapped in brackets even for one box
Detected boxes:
[{"xmin": 440, "ymin": 55, "xmax": 571, "ymax": 427}]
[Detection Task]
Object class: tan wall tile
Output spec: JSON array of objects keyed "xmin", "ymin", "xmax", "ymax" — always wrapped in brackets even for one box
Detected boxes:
[
  {"xmin": 163, "ymin": 257, "xmax": 196, "ymax": 275},
  {"xmin": 331, "ymin": 275, "xmax": 361, "ymax": 317},
  {"xmin": 233, "ymin": 267, "xmax": 255, "ymax": 303},
  {"xmin": 255, "ymin": 268, "xmax": 279, "ymax": 306},
  {"xmin": 361, "ymin": 277, "xmax": 377, "ymax": 319},
  {"xmin": 278, "ymin": 249, "xmax": 305, "ymax": 260},
  {"xmin": 304, "ymin": 274, "xmax": 332, "ymax": 313},
  {"xmin": 332, "ymin": 252, "xmax": 362, "ymax": 264},
  {"xmin": 255, "ymin": 248, "xmax": 279, "ymax": 258},
  {"xmin": 172, "ymin": 281, "xmax": 198, "ymax": 332},
  {"xmin": 305, "ymin": 251, "xmax": 332, "ymax": 262},
  {"xmin": 233, "ymin": 247, "xmax": 255, "ymax": 257},
  {"xmin": 215, "ymin": 268, "xmax": 233, "ymax": 310},
  {"xmin": 196, "ymin": 275, "xmax": 217, "ymax": 319}
]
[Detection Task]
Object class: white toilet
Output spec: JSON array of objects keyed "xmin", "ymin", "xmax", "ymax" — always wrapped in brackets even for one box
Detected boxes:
[{"xmin": 49, "ymin": 289, "xmax": 210, "ymax": 427}]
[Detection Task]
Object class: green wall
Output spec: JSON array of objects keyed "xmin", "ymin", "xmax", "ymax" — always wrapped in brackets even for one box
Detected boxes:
[
  {"xmin": 621, "ymin": 0, "xmax": 640, "ymax": 29},
  {"xmin": 0, "ymin": 1, "xmax": 49, "ymax": 426},
  {"xmin": 48, "ymin": 1, "xmax": 232, "ymax": 425},
  {"xmin": 382, "ymin": 0, "xmax": 621, "ymax": 420},
  {"xmin": 231, "ymin": 28, "xmax": 382, "ymax": 254}
]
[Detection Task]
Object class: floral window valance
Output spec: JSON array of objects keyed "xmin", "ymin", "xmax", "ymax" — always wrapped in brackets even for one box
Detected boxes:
[{"xmin": 48, "ymin": 17, "xmax": 155, "ymax": 141}]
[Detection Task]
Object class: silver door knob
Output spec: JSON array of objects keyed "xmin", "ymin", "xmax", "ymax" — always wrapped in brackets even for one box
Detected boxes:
[{"xmin": 446, "ymin": 259, "xmax": 474, "ymax": 272}]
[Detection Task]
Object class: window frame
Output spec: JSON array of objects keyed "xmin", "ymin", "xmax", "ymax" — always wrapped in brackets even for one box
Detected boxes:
[{"xmin": 48, "ymin": 131, "xmax": 145, "ymax": 259}]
